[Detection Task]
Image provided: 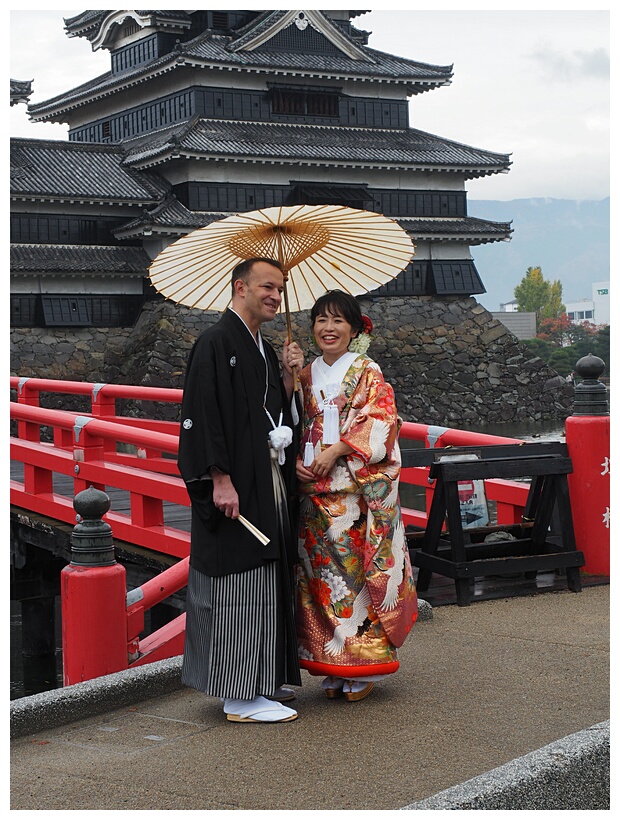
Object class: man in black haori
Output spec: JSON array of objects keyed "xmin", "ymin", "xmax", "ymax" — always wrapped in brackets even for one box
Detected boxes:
[{"xmin": 178, "ymin": 257, "xmax": 304, "ymax": 723}]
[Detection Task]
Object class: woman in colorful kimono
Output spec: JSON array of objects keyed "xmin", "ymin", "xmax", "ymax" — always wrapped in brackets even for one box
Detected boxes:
[{"xmin": 295, "ymin": 290, "xmax": 418, "ymax": 702}]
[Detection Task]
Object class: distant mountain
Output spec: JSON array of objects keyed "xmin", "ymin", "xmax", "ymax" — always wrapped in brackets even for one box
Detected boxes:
[{"xmin": 467, "ymin": 198, "xmax": 610, "ymax": 312}]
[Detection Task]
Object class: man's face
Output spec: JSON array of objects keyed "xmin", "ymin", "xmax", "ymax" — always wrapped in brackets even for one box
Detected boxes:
[{"xmin": 235, "ymin": 261, "xmax": 284, "ymax": 327}]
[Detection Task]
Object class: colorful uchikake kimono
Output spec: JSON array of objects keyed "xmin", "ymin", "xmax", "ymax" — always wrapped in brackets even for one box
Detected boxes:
[{"xmin": 296, "ymin": 352, "xmax": 418, "ymax": 680}]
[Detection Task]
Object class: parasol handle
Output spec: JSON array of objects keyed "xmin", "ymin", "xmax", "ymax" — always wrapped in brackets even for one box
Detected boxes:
[{"xmin": 282, "ymin": 271, "xmax": 298, "ymax": 392}]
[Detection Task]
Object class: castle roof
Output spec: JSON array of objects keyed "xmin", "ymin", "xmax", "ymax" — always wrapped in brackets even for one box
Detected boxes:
[
  {"xmin": 29, "ymin": 15, "xmax": 451, "ymax": 122},
  {"xmin": 11, "ymin": 243, "xmax": 150, "ymax": 275},
  {"xmin": 120, "ymin": 118, "xmax": 510, "ymax": 177},
  {"xmin": 114, "ymin": 196, "xmax": 512, "ymax": 246},
  {"xmin": 10, "ymin": 138, "xmax": 168, "ymax": 204},
  {"xmin": 10, "ymin": 79, "xmax": 33, "ymax": 106}
]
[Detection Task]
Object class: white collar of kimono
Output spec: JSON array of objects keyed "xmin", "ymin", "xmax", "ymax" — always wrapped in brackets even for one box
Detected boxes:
[
  {"xmin": 312, "ymin": 351, "xmax": 358, "ymax": 406},
  {"xmin": 229, "ymin": 308, "xmax": 265, "ymax": 358},
  {"xmin": 229, "ymin": 308, "xmax": 293, "ymax": 464}
]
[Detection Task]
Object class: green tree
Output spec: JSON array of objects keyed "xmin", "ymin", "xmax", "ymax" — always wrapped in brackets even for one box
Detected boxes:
[
  {"xmin": 520, "ymin": 337, "xmax": 553, "ymax": 359},
  {"xmin": 514, "ymin": 266, "xmax": 565, "ymax": 320},
  {"xmin": 514, "ymin": 267, "xmax": 549, "ymax": 313},
  {"xmin": 526, "ymin": 323, "xmax": 610, "ymax": 379},
  {"xmin": 591, "ymin": 325, "xmax": 610, "ymax": 368},
  {"xmin": 547, "ymin": 348, "xmax": 575, "ymax": 376},
  {"xmin": 540, "ymin": 279, "xmax": 566, "ymax": 319}
]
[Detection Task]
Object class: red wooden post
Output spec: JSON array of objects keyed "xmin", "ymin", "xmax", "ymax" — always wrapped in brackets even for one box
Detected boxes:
[
  {"xmin": 565, "ymin": 355, "xmax": 610, "ymax": 576},
  {"xmin": 91, "ymin": 383, "xmax": 117, "ymax": 456},
  {"xmin": 73, "ymin": 417, "xmax": 106, "ymax": 495},
  {"xmin": 15, "ymin": 377, "xmax": 40, "ymax": 442},
  {"xmin": 61, "ymin": 486, "xmax": 128, "ymax": 685}
]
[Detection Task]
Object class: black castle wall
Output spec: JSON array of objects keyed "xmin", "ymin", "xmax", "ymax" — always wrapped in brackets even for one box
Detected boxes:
[{"xmin": 10, "ymin": 296, "xmax": 573, "ymax": 425}]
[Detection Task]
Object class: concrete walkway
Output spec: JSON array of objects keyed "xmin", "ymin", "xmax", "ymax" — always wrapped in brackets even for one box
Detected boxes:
[{"xmin": 10, "ymin": 585, "xmax": 609, "ymax": 811}]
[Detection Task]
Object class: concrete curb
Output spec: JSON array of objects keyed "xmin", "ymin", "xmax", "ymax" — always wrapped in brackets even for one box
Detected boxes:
[
  {"xmin": 401, "ymin": 720, "xmax": 610, "ymax": 810},
  {"xmin": 10, "ymin": 656, "xmax": 184, "ymax": 739}
]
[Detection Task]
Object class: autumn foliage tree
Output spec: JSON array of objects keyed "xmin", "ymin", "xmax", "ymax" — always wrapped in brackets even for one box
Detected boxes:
[
  {"xmin": 523, "ymin": 319, "xmax": 610, "ymax": 377},
  {"xmin": 516, "ymin": 267, "xmax": 609, "ymax": 377},
  {"xmin": 514, "ymin": 266, "xmax": 566, "ymax": 321}
]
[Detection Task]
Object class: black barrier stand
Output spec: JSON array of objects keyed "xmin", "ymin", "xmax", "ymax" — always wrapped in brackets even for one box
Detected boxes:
[{"xmin": 406, "ymin": 442, "xmax": 585, "ymax": 606}]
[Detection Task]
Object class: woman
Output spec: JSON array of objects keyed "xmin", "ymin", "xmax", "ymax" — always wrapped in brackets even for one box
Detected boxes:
[{"xmin": 295, "ymin": 290, "xmax": 418, "ymax": 702}]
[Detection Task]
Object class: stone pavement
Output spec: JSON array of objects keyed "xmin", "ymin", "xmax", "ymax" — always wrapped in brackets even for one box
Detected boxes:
[{"xmin": 10, "ymin": 584, "xmax": 609, "ymax": 811}]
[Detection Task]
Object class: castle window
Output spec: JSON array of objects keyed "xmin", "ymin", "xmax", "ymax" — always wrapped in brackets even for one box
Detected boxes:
[
  {"xmin": 271, "ymin": 87, "xmax": 338, "ymax": 118},
  {"xmin": 272, "ymin": 89, "xmax": 305, "ymax": 115},
  {"xmin": 307, "ymin": 92, "xmax": 338, "ymax": 117},
  {"xmin": 211, "ymin": 12, "xmax": 229, "ymax": 29}
]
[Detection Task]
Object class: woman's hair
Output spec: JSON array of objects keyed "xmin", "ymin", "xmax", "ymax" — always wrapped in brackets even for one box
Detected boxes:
[{"xmin": 310, "ymin": 290, "xmax": 364, "ymax": 335}]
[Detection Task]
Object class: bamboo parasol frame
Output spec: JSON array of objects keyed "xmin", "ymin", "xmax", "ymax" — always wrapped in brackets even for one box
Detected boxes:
[{"xmin": 148, "ymin": 204, "xmax": 415, "ymax": 340}]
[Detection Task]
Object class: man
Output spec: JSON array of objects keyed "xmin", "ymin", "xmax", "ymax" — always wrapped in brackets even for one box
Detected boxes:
[{"xmin": 178, "ymin": 257, "xmax": 304, "ymax": 723}]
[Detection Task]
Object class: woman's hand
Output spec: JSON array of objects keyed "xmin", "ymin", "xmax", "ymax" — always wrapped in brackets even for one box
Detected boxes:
[
  {"xmin": 309, "ymin": 448, "xmax": 339, "ymax": 478},
  {"xmin": 306, "ymin": 441, "xmax": 355, "ymax": 479},
  {"xmin": 296, "ymin": 458, "xmax": 316, "ymax": 483}
]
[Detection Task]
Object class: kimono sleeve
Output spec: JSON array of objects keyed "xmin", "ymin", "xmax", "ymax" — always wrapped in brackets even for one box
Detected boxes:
[
  {"xmin": 340, "ymin": 362, "xmax": 400, "ymax": 466},
  {"xmin": 177, "ymin": 331, "xmax": 233, "ymax": 483}
]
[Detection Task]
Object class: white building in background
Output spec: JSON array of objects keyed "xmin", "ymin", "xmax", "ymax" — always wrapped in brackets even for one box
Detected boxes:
[
  {"xmin": 565, "ymin": 281, "xmax": 610, "ymax": 327},
  {"xmin": 499, "ymin": 299, "xmax": 519, "ymax": 312},
  {"xmin": 491, "ymin": 310, "xmax": 536, "ymax": 339}
]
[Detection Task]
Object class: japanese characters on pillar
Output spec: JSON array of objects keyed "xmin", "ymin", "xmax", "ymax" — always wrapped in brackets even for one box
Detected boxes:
[{"xmin": 565, "ymin": 354, "xmax": 610, "ymax": 576}]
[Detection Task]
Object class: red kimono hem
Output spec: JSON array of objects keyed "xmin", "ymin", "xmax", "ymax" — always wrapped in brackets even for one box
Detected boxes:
[{"xmin": 300, "ymin": 659, "xmax": 400, "ymax": 678}]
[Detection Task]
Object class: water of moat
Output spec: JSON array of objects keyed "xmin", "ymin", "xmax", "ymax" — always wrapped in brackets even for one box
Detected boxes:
[{"xmin": 10, "ymin": 418, "xmax": 568, "ymax": 700}]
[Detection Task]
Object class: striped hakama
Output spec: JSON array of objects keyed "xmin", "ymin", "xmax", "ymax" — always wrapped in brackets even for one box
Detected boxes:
[{"xmin": 182, "ymin": 454, "xmax": 301, "ymax": 700}]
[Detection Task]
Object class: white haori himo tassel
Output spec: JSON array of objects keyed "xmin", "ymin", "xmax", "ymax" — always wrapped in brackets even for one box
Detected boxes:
[
  {"xmin": 322, "ymin": 402, "xmax": 340, "ymax": 445},
  {"xmin": 266, "ymin": 410, "xmax": 292, "ymax": 465},
  {"xmin": 303, "ymin": 441, "xmax": 315, "ymax": 468}
]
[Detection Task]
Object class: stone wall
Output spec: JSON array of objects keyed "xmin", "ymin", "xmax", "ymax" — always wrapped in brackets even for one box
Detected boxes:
[{"xmin": 10, "ymin": 295, "xmax": 573, "ymax": 425}]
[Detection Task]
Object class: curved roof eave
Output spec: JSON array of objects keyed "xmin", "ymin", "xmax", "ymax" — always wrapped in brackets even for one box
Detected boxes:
[
  {"xmin": 27, "ymin": 33, "xmax": 453, "ymax": 122},
  {"xmin": 114, "ymin": 201, "xmax": 513, "ymax": 245},
  {"xmin": 127, "ymin": 151, "xmax": 510, "ymax": 178}
]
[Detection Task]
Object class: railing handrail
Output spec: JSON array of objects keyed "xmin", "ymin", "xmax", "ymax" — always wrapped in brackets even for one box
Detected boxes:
[
  {"xmin": 11, "ymin": 402, "xmax": 180, "ymax": 454},
  {"xmin": 399, "ymin": 421, "xmax": 521, "ymax": 447},
  {"xmin": 11, "ymin": 375, "xmax": 183, "ymax": 404}
]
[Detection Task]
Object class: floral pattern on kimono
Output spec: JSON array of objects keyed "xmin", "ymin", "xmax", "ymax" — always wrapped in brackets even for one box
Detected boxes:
[{"xmin": 296, "ymin": 354, "xmax": 418, "ymax": 677}]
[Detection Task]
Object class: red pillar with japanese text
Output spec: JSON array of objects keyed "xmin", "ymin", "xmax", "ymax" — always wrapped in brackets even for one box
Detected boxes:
[{"xmin": 565, "ymin": 355, "xmax": 610, "ymax": 576}]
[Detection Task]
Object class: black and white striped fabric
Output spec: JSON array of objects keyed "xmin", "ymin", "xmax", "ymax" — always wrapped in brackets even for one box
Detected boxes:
[
  {"xmin": 182, "ymin": 453, "xmax": 301, "ymax": 700},
  {"xmin": 182, "ymin": 561, "xmax": 283, "ymax": 700}
]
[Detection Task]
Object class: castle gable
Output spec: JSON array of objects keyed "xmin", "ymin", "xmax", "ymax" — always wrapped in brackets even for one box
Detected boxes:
[{"xmin": 228, "ymin": 10, "xmax": 372, "ymax": 62}]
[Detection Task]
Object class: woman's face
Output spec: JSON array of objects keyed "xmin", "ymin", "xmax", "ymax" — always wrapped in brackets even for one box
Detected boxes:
[{"xmin": 313, "ymin": 308, "xmax": 357, "ymax": 364}]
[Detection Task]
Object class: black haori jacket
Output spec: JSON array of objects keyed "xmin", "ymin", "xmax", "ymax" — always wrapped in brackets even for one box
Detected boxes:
[{"xmin": 178, "ymin": 309, "xmax": 298, "ymax": 577}]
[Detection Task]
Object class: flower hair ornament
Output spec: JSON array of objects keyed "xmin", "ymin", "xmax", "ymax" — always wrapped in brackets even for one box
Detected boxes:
[{"xmin": 349, "ymin": 315, "xmax": 373, "ymax": 355}]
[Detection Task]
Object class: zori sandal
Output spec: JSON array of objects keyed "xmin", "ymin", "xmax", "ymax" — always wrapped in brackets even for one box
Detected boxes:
[
  {"xmin": 321, "ymin": 676, "xmax": 345, "ymax": 699},
  {"xmin": 267, "ymin": 687, "xmax": 296, "ymax": 702},
  {"xmin": 342, "ymin": 681, "xmax": 374, "ymax": 702},
  {"xmin": 224, "ymin": 696, "xmax": 298, "ymax": 723}
]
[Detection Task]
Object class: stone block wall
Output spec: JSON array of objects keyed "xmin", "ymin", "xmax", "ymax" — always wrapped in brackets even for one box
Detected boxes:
[{"xmin": 10, "ymin": 295, "xmax": 573, "ymax": 425}]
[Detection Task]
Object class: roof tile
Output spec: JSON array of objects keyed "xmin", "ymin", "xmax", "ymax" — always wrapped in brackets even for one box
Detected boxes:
[{"xmin": 10, "ymin": 138, "xmax": 168, "ymax": 202}]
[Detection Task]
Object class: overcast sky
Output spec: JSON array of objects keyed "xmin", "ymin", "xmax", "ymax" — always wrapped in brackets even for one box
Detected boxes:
[{"xmin": 9, "ymin": 6, "xmax": 610, "ymax": 202}]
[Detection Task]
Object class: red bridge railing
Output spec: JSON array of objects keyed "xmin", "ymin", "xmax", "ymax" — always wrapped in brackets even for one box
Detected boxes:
[{"xmin": 10, "ymin": 377, "xmax": 531, "ymax": 684}]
